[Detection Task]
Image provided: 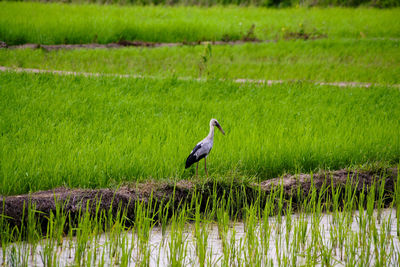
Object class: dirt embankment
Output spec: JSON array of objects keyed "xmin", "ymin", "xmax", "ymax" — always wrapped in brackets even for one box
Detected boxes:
[
  {"xmin": 0, "ymin": 40, "xmax": 270, "ymax": 51},
  {"xmin": 1, "ymin": 168, "xmax": 398, "ymax": 229},
  {"xmin": 0, "ymin": 28, "xmax": 328, "ymax": 51},
  {"xmin": 259, "ymin": 168, "xmax": 398, "ymax": 196}
]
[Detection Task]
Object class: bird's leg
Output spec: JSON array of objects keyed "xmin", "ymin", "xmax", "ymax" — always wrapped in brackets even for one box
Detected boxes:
[
  {"xmin": 196, "ymin": 162, "xmax": 199, "ymax": 177},
  {"xmin": 205, "ymin": 157, "xmax": 208, "ymax": 177}
]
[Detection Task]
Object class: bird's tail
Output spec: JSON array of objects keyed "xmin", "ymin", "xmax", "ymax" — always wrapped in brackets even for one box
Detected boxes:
[{"xmin": 185, "ymin": 153, "xmax": 197, "ymax": 169}]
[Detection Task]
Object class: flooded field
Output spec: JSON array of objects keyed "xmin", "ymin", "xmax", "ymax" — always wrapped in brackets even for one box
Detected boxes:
[
  {"xmin": 1, "ymin": 171, "xmax": 399, "ymax": 266},
  {"xmin": 2, "ymin": 208, "xmax": 399, "ymax": 266}
]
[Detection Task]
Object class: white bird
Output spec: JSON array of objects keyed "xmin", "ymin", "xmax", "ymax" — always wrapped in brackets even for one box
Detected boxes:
[{"xmin": 185, "ymin": 118, "xmax": 225, "ymax": 176}]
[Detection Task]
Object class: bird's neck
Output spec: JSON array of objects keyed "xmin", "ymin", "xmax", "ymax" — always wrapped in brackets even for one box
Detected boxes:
[{"xmin": 206, "ymin": 125, "xmax": 215, "ymax": 140}]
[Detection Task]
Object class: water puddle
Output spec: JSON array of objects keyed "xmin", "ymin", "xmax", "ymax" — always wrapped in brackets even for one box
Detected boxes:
[{"xmin": 2, "ymin": 209, "xmax": 399, "ymax": 266}]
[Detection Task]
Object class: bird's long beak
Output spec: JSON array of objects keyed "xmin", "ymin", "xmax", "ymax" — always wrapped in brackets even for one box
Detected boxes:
[{"xmin": 216, "ymin": 124, "xmax": 225, "ymax": 135}]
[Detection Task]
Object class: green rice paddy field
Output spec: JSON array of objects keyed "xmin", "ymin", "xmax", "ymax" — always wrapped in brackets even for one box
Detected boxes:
[
  {"xmin": 1, "ymin": 2, "xmax": 400, "ymax": 45},
  {"xmin": 0, "ymin": 2, "xmax": 399, "ymax": 195},
  {"xmin": 1, "ymin": 3, "xmax": 400, "ymax": 196},
  {"xmin": 1, "ymin": 39, "xmax": 400, "ymax": 84},
  {"xmin": 1, "ymin": 2, "xmax": 400, "ymax": 266},
  {"xmin": 1, "ymin": 72, "xmax": 399, "ymax": 195}
]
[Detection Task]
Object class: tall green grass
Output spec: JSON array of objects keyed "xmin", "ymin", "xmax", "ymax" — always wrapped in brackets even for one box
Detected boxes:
[
  {"xmin": 2, "ymin": 39, "xmax": 399, "ymax": 84},
  {"xmin": 1, "ymin": 72, "xmax": 399, "ymax": 195},
  {"xmin": 1, "ymin": 2, "xmax": 400, "ymax": 45}
]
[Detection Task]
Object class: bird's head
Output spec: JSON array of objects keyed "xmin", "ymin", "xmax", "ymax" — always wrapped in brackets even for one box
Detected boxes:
[{"xmin": 210, "ymin": 118, "xmax": 225, "ymax": 135}]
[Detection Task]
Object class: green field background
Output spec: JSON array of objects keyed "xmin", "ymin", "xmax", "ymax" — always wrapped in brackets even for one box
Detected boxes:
[
  {"xmin": 1, "ymin": 39, "xmax": 399, "ymax": 84},
  {"xmin": 1, "ymin": 72, "xmax": 399, "ymax": 195},
  {"xmin": 1, "ymin": 2, "xmax": 400, "ymax": 196},
  {"xmin": 1, "ymin": 2, "xmax": 400, "ymax": 45}
]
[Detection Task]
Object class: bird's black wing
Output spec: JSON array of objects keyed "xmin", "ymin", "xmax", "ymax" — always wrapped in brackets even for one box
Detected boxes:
[{"xmin": 185, "ymin": 143, "xmax": 202, "ymax": 169}]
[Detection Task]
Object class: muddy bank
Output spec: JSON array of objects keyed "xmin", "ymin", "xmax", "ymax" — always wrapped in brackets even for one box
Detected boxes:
[
  {"xmin": 1, "ymin": 39, "xmax": 271, "ymax": 51},
  {"xmin": 0, "ymin": 168, "xmax": 398, "ymax": 229},
  {"xmin": 0, "ymin": 28, "xmax": 328, "ymax": 51},
  {"xmin": 259, "ymin": 168, "xmax": 398, "ymax": 196}
]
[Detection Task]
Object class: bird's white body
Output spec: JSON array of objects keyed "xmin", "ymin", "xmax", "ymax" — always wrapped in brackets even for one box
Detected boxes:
[
  {"xmin": 191, "ymin": 122, "xmax": 215, "ymax": 160},
  {"xmin": 185, "ymin": 119, "xmax": 225, "ymax": 175}
]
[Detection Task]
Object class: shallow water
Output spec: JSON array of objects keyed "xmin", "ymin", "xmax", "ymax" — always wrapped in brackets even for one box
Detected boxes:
[{"xmin": 2, "ymin": 209, "xmax": 399, "ymax": 266}]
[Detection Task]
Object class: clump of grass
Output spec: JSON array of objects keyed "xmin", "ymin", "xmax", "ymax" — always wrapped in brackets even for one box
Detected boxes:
[
  {"xmin": 198, "ymin": 42, "xmax": 212, "ymax": 78},
  {"xmin": 281, "ymin": 23, "xmax": 326, "ymax": 40}
]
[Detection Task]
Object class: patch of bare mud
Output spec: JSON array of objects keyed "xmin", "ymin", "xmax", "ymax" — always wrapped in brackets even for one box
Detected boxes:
[
  {"xmin": 259, "ymin": 168, "xmax": 397, "ymax": 195},
  {"xmin": 0, "ymin": 168, "xmax": 397, "ymax": 229},
  {"xmin": 2, "ymin": 40, "xmax": 269, "ymax": 51}
]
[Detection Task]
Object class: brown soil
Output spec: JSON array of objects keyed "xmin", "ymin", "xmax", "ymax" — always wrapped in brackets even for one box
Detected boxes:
[
  {"xmin": 3, "ymin": 40, "xmax": 268, "ymax": 51},
  {"xmin": 1, "ymin": 168, "xmax": 397, "ymax": 230},
  {"xmin": 259, "ymin": 168, "xmax": 397, "ymax": 196}
]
